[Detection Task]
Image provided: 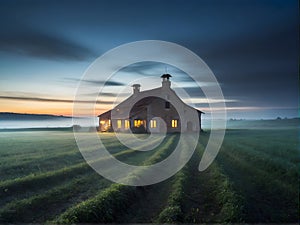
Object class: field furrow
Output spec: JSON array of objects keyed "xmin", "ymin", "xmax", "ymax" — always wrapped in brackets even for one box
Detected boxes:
[
  {"xmin": 0, "ymin": 134, "xmax": 166, "ymax": 207},
  {"xmin": 54, "ymin": 135, "xmax": 178, "ymax": 223},
  {"xmin": 0, "ymin": 127, "xmax": 298, "ymax": 224},
  {"xmin": 0, "ymin": 173, "xmax": 111, "ymax": 223},
  {"xmin": 216, "ymin": 130, "xmax": 298, "ymax": 222},
  {"xmin": 157, "ymin": 135, "xmax": 243, "ymax": 223},
  {"xmin": 0, "ymin": 135, "xmax": 146, "ymax": 180},
  {"xmin": 218, "ymin": 149, "xmax": 297, "ymax": 222}
]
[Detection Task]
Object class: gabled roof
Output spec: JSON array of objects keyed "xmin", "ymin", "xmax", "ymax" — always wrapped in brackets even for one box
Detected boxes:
[
  {"xmin": 98, "ymin": 96, "xmax": 156, "ymax": 118},
  {"xmin": 98, "ymin": 85, "xmax": 204, "ymax": 117},
  {"xmin": 98, "ymin": 109, "xmax": 111, "ymax": 118}
]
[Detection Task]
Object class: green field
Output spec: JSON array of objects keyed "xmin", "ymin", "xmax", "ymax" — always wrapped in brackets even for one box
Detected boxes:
[{"xmin": 0, "ymin": 125, "xmax": 298, "ymax": 223}]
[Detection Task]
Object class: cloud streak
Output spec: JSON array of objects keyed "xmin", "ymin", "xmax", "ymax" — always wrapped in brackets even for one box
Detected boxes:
[
  {"xmin": 0, "ymin": 27, "xmax": 97, "ymax": 61},
  {"xmin": 65, "ymin": 78, "xmax": 125, "ymax": 86},
  {"xmin": 119, "ymin": 62, "xmax": 198, "ymax": 83}
]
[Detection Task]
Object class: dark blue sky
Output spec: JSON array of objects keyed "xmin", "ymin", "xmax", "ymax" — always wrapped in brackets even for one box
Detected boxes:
[{"xmin": 0, "ymin": 0, "xmax": 298, "ymax": 118}]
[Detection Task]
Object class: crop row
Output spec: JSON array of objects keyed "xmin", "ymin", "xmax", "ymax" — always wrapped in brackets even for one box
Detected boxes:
[
  {"xmin": 0, "ymin": 135, "xmax": 142, "ymax": 180},
  {"xmin": 0, "ymin": 135, "xmax": 165, "ymax": 206},
  {"xmin": 157, "ymin": 136, "xmax": 243, "ymax": 223},
  {"xmin": 0, "ymin": 173, "xmax": 111, "ymax": 223},
  {"xmin": 218, "ymin": 144, "xmax": 298, "ymax": 222},
  {"xmin": 54, "ymin": 135, "xmax": 178, "ymax": 223}
]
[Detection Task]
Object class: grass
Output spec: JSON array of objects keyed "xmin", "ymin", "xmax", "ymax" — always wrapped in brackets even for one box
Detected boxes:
[
  {"xmin": 156, "ymin": 168, "xmax": 188, "ymax": 223},
  {"xmin": 55, "ymin": 184, "xmax": 137, "ymax": 223},
  {"xmin": 55, "ymin": 135, "xmax": 178, "ymax": 224},
  {"xmin": 0, "ymin": 124, "xmax": 298, "ymax": 223},
  {"xmin": 157, "ymin": 134, "xmax": 243, "ymax": 224},
  {"xmin": 216, "ymin": 129, "xmax": 299, "ymax": 222},
  {"xmin": 0, "ymin": 173, "xmax": 111, "ymax": 222}
]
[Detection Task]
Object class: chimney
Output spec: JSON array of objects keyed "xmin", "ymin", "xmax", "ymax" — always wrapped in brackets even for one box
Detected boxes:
[
  {"xmin": 132, "ymin": 84, "xmax": 141, "ymax": 94},
  {"xmin": 161, "ymin": 74, "xmax": 172, "ymax": 89}
]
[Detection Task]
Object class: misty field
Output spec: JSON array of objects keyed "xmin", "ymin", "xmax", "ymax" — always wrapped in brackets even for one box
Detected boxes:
[{"xmin": 0, "ymin": 125, "xmax": 298, "ymax": 223}]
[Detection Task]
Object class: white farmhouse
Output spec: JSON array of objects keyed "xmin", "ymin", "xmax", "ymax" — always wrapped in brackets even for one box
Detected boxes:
[{"xmin": 98, "ymin": 74, "xmax": 203, "ymax": 133}]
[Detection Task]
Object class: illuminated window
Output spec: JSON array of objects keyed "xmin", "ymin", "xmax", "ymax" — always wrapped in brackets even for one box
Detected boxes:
[
  {"xmin": 108, "ymin": 119, "xmax": 111, "ymax": 126},
  {"xmin": 171, "ymin": 119, "xmax": 178, "ymax": 128},
  {"xmin": 150, "ymin": 119, "xmax": 157, "ymax": 128},
  {"xmin": 124, "ymin": 120, "xmax": 130, "ymax": 129},
  {"xmin": 117, "ymin": 120, "xmax": 122, "ymax": 129},
  {"xmin": 134, "ymin": 119, "xmax": 144, "ymax": 127}
]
